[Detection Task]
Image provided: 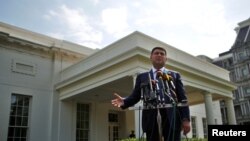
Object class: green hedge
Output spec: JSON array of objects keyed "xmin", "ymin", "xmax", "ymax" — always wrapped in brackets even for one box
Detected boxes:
[
  {"xmin": 181, "ymin": 138, "xmax": 208, "ymax": 141},
  {"xmin": 119, "ymin": 138, "xmax": 207, "ymax": 141}
]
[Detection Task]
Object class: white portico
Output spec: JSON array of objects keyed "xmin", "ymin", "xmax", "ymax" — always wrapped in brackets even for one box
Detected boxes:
[{"xmin": 55, "ymin": 31, "xmax": 236, "ymax": 140}]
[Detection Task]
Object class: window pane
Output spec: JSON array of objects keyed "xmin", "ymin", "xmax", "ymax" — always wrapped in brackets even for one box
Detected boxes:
[
  {"xmin": 17, "ymin": 96, "xmax": 24, "ymax": 106},
  {"xmin": 21, "ymin": 128, "xmax": 27, "ymax": 137},
  {"xmin": 8, "ymin": 127, "xmax": 14, "ymax": 137},
  {"xmin": 22, "ymin": 117, "xmax": 28, "ymax": 126},
  {"xmin": 9, "ymin": 116, "xmax": 16, "ymax": 126},
  {"xmin": 17, "ymin": 107, "xmax": 22, "ymax": 116},
  {"xmin": 16, "ymin": 117, "xmax": 22, "ymax": 126},
  {"xmin": 10, "ymin": 107, "xmax": 17, "ymax": 116},
  {"xmin": 23, "ymin": 97, "xmax": 29, "ymax": 106},
  {"xmin": 7, "ymin": 137, "xmax": 13, "ymax": 141},
  {"xmin": 14, "ymin": 128, "xmax": 21, "ymax": 137},
  {"xmin": 11, "ymin": 96, "xmax": 17, "ymax": 105},
  {"xmin": 23, "ymin": 107, "xmax": 29, "ymax": 117}
]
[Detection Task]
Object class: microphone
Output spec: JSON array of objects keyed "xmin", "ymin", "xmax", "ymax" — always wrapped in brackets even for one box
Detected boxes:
[
  {"xmin": 160, "ymin": 71, "xmax": 172, "ymax": 81},
  {"xmin": 160, "ymin": 70, "xmax": 176, "ymax": 90},
  {"xmin": 156, "ymin": 70, "xmax": 170, "ymax": 79},
  {"xmin": 156, "ymin": 71, "xmax": 173, "ymax": 87},
  {"xmin": 156, "ymin": 70, "xmax": 163, "ymax": 79},
  {"xmin": 156, "ymin": 70, "xmax": 177, "ymax": 103},
  {"xmin": 166, "ymin": 72, "xmax": 176, "ymax": 90},
  {"xmin": 157, "ymin": 70, "xmax": 172, "ymax": 82},
  {"xmin": 155, "ymin": 70, "xmax": 165, "ymax": 102},
  {"xmin": 164, "ymin": 74, "xmax": 172, "ymax": 81}
]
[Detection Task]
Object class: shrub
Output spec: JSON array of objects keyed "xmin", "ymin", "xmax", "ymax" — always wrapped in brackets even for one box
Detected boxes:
[
  {"xmin": 181, "ymin": 138, "xmax": 208, "ymax": 141},
  {"xmin": 119, "ymin": 137, "xmax": 207, "ymax": 141}
]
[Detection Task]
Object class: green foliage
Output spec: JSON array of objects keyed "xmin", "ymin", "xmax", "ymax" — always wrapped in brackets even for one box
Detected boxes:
[
  {"xmin": 119, "ymin": 138, "xmax": 145, "ymax": 141},
  {"xmin": 181, "ymin": 138, "xmax": 207, "ymax": 141},
  {"xmin": 119, "ymin": 137, "xmax": 207, "ymax": 141}
]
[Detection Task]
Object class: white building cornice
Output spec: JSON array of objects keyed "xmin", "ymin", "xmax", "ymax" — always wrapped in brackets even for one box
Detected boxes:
[{"xmin": 0, "ymin": 21, "xmax": 96, "ymax": 56}]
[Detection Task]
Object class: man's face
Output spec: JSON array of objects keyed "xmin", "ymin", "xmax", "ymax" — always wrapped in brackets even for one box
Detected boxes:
[{"xmin": 150, "ymin": 49, "xmax": 167, "ymax": 68}]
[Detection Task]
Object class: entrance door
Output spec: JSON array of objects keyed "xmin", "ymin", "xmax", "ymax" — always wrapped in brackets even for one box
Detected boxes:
[
  {"xmin": 108, "ymin": 112, "xmax": 120, "ymax": 141},
  {"xmin": 109, "ymin": 125, "xmax": 119, "ymax": 141}
]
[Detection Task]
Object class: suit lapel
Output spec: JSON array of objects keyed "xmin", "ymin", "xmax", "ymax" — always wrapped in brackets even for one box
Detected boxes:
[{"xmin": 149, "ymin": 69, "xmax": 154, "ymax": 80}]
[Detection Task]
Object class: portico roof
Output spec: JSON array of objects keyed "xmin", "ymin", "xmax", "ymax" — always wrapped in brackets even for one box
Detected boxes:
[{"xmin": 55, "ymin": 31, "xmax": 236, "ymax": 105}]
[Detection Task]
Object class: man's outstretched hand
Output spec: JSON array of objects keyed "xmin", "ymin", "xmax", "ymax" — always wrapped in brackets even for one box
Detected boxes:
[{"xmin": 111, "ymin": 93, "xmax": 124, "ymax": 107}]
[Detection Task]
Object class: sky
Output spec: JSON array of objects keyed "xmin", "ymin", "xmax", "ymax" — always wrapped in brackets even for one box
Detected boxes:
[{"xmin": 1, "ymin": 0, "xmax": 250, "ymax": 59}]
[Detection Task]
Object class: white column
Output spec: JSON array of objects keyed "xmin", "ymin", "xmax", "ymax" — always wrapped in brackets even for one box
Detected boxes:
[
  {"xmin": 131, "ymin": 73, "xmax": 144, "ymax": 138},
  {"xmin": 203, "ymin": 92, "xmax": 215, "ymax": 125},
  {"xmin": 225, "ymin": 98, "xmax": 237, "ymax": 124},
  {"xmin": 134, "ymin": 105, "xmax": 143, "ymax": 138},
  {"xmin": 132, "ymin": 73, "xmax": 146, "ymax": 138},
  {"xmin": 58, "ymin": 101, "xmax": 74, "ymax": 141}
]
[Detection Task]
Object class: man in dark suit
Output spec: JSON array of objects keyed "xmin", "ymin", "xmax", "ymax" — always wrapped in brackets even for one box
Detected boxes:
[{"xmin": 111, "ymin": 47, "xmax": 190, "ymax": 141}]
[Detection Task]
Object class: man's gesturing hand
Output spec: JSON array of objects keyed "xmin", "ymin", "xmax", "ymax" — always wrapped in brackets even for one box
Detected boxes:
[{"xmin": 111, "ymin": 93, "xmax": 124, "ymax": 107}]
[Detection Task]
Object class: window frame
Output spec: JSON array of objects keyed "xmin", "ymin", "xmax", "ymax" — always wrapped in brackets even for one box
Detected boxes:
[
  {"xmin": 76, "ymin": 103, "xmax": 90, "ymax": 141},
  {"xmin": 7, "ymin": 94, "xmax": 31, "ymax": 141}
]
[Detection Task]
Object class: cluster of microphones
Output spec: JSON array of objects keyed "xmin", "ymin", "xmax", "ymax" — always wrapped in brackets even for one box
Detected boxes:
[
  {"xmin": 133, "ymin": 70, "xmax": 189, "ymax": 110},
  {"xmin": 140, "ymin": 70, "xmax": 178, "ymax": 109},
  {"xmin": 155, "ymin": 70, "xmax": 175, "ymax": 90}
]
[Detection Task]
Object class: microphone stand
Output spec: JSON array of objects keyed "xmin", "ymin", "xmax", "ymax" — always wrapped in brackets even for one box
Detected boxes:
[
  {"xmin": 155, "ymin": 75, "xmax": 164, "ymax": 141},
  {"xmin": 157, "ymin": 73, "xmax": 177, "ymax": 141},
  {"xmin": 162, "ymin": 74, "xmax": 178, "ymax": 141}
]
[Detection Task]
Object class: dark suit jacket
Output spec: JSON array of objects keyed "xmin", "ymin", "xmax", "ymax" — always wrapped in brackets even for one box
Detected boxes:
[{"xmin": 121, "ymin": 69, "xmax": 190, "ymax": 132}]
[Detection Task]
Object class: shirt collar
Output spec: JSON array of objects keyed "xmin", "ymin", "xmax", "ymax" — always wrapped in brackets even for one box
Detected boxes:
[{"xmin": 152, "ymin": 67, "xmax": 167, "ymax": 73}]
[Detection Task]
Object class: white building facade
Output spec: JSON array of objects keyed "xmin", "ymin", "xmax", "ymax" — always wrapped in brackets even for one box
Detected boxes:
[{"xmin": 0, "ymin": 22, "xmax": 236, "ymax": 141}]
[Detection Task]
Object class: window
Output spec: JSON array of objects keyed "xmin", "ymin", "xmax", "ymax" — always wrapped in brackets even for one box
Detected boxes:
[
  {"xmin": 240, "ymin": 65, "xmax": 249, "ymax": 77},
  {"xmin": 234, "ymin": 90, "xmax": 239, "ymax": 101},
  {"xmin": 76, "ymin": 103, "xmax": 90, "ymax": 141},
  {"xmin": 245, "ymin": 103, "xmax": 250, "ymax": 115},
  {"xmin": 109, "ymin": 113, "xmax": 118, "ymax": 122},
  {"xmin": 223, "ymin": 61, "xmax": 227, "ymax": 68},
  {"xmin": 238, "ymin": 52, "xmax": 247, "ymax": 61},
  {"xmin": 202, "ymin": 118, "xmax": 208, "ymax": 138},
  {"xmin": 235, "ymin": 105, "xmax": 242, "ymax": 117},
  {"xmin": 8, "ymin": 94, "xmax": 31, "ymax": 141},
  {"xmin": 235, "ymin": 26, "xmax": 249, "ymax": 43},
  {"xmin": 247, "ymin": 88, "xmax": 250, "ymax": 94},
  {"xmin": 243, "ymin": 86, "xmax": 250, "ymax": 96},
  {"xmin": 230, "ymin": 71, "xmax": 236, "ymax": 82},
  {"xmin": 220, "ymin": 107, "xmax": 228, "ymax": 124},
  {"xmin": 242, "ymin": 103, "xmax": 246, "ymax": 115},
  {"xmin": 191, "ymin": 116, "xmax": 197, "ymax": 138}
]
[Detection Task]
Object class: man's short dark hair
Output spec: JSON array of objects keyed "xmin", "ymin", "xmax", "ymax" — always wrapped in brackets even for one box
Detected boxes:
[{"xmin": 151, "ymin": 46, "xmax": 167, "ymax": 55}]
